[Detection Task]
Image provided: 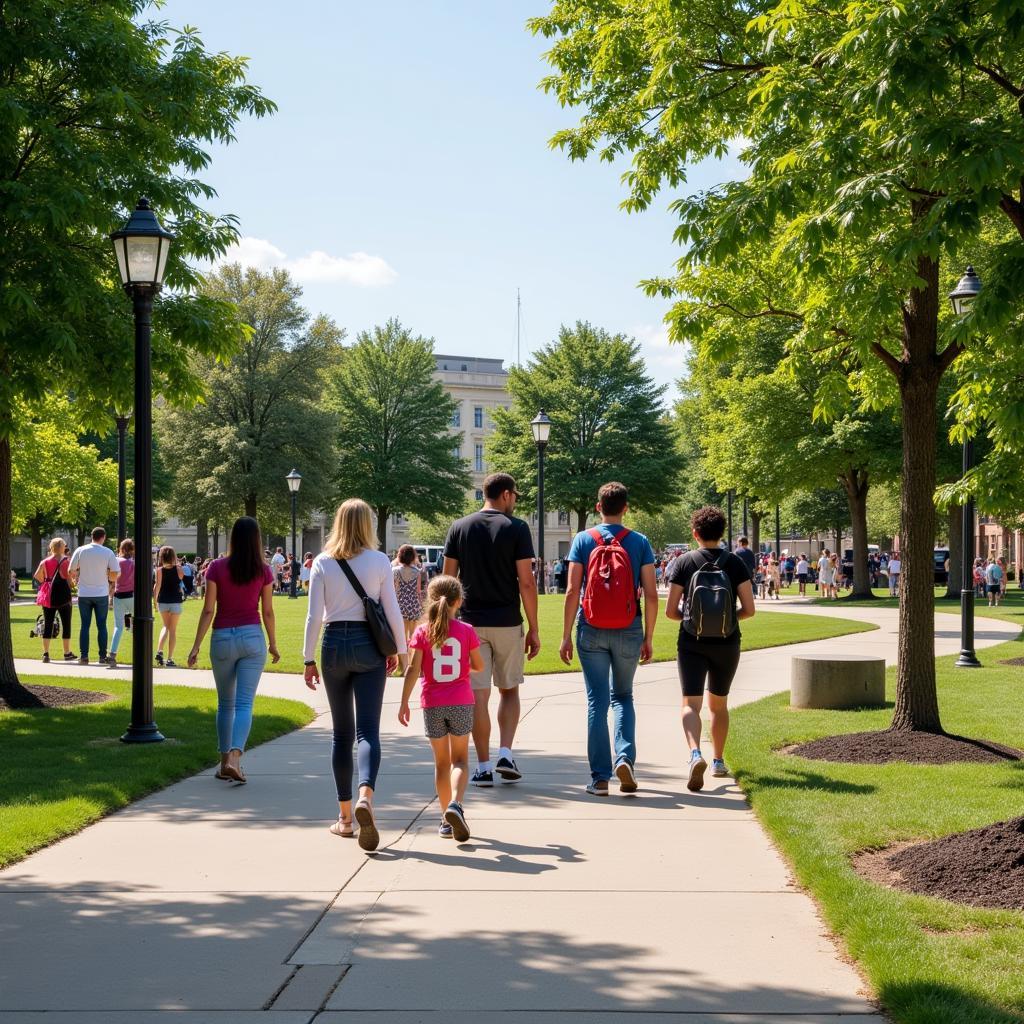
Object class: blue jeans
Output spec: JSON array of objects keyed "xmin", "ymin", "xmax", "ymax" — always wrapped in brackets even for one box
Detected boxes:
[
  {"xmin": 577, "ymin": 620, "xmax": 643, "ymax": 782},
  {"xmin": 110, "ymin": 596, "xmax": 133, "ymax": 656},
  {"xmin": 210, "ymin": 625, "xmax": 268, "ymax": 753},
  {"xmin": 78, "ymin": 596, "xmax": 110, "ymax": 659},
  {"xmin": 321, "ymin": 622, "xmax": 387, "ymax": 802}
]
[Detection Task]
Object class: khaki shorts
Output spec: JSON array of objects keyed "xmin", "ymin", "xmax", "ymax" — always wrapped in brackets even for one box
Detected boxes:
[{"xmin": 470, "ymin": 625, "xmax": 525, "ymax": 691}]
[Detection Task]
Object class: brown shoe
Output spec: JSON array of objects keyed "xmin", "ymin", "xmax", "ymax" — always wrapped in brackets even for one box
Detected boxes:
[
  {"xmin": 585, "ymin": 780, "xmax": 609, "ymax": 796},
  {"xmin": 615, "ymin": 760, "xmax": 639, "ymax": 793}
]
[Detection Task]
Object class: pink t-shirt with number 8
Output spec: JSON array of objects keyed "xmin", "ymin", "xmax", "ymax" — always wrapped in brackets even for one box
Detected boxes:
[{"xmin": 408, "ymin": 618, "xmax": 480, "ymax": 709}]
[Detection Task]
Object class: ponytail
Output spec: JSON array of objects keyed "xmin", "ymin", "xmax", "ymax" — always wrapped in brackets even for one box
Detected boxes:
[{"xmin": 424, "ymin": 574, "xmax": 463, "ymax": 650}]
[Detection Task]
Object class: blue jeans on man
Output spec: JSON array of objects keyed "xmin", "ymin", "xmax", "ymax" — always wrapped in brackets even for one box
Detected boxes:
[
  {"xmin": 576, "ymin": 619, "xmax": 643, "ymax": 782},
  {"xmin": 78, "ymin": 595, "xmax": 110, "ymax": 660}
]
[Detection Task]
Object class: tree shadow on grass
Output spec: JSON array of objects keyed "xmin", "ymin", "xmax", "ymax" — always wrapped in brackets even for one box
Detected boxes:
[
  {"xmin": 879, "ymin": 980, "xmax": 1024, "ymax": 1024},
  {"xmin": 735, "ymin": 767, "xmax": 877, "ymax": 796}
]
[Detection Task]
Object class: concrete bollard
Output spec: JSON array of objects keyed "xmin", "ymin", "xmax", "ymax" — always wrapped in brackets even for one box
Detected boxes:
[{"xmin": 790, "ymin": 654, "xmax": 886, "ymax": 710}]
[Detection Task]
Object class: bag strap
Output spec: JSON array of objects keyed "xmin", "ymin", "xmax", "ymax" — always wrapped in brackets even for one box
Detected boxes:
[
  {"xmin": 588, "ymin": 526, "xmax": 631, "ymax": 547},
  {"xmin": 336, "ymin": 558, "xmax": 368, "ymax": 601}
]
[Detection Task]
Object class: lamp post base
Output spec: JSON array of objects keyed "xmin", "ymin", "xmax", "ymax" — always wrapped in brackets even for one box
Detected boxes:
[
  {"xmin": 120, "ymin": 723, "xmax": 166, "ymax": 744},
  {"xmin": 955, "ymin": 652, "xmax": 982, "ymax": 668}
]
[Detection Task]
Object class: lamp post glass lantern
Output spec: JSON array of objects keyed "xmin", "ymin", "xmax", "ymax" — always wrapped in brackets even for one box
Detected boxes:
[
  {"xmin": 111, "ymin": 198, "xmax": 174, "ymax": 743},
  {"xmin": 950, "ymin": 265, "xmax": 982, "ymax": 668},
  {"xmin": 531, "ymin": 411, "xmax": 551, "ymax": 595},
  {"xmin": 286, "ymin": 469, "xmax": 302, "ymax": 598}
]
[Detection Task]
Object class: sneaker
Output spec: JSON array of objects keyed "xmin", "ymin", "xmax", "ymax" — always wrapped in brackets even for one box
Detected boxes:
[
  {"xmin": 687, "ymin": 751, "xmax": 708, "ymax": 792},
  {"xmin": 104, "ymin": 654, "xmax": 117, "ymax": 667},
  {"xmin": 41, "ymin": 653, "xmax": 49, "ymax": 664},
  {"xmin": 615, "ymin": 759, "xmax": 639, "ymax": 793},
  {"xmin": 165, "ymin": 659, "xmax": 177, "ymax": 668},
  {"xmin": 64, "ymin": 652, "xmax": 78, "ymax": 662},
  {"xmin": 495, "ymin": 756, "xmax": 522, "ymax": 783},
  {"xmin": 443, "ymin": 801, "xmax": 471, "ymax": 842},
  {"xmin": 77, "ymin": 656, "xmax": 89, "ymax": 665},
  {"xmin": 585, "ymin": 779, "xmax": 609, "ymax": 796},
  {"xmin": 711, "ymin": 758, "xmax": 730, "ymax": 778},
  {"xmin": 438, "ymin": 820, "xmax": 454, "ymax": 839},
  {"xmin": 470, "ymin": 768, "xmax": 494, "ymax": 788},
  {"xmin": 155, "ymin": 652, "xmax": 164, "ymax": 666}
]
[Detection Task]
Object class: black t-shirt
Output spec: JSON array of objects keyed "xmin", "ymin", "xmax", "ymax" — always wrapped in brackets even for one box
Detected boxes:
[
  {"xmin": 668, "ymin": 547, "xmax": 752, "ymax": 646},
  {"xmin": 443, "ymin": 509, "xmax": 535, "ymax": 628},
  {"xmin": 735, "ymin": 546, "xmax": 756, "ymax": 577}
]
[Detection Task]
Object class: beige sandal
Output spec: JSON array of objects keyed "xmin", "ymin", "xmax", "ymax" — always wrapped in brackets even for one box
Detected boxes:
[
  {"xmin": 329, "ymin": 818, "xmax": 354, "ymax": 838},
  {"xmin": 354, "ymin": 799, "xmax": 379, "ymax": 851}
]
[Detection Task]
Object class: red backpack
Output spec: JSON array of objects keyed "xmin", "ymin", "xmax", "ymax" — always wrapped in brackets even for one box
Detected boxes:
[{"xmin": 581, "ymin": 528, "xmax": 638, "ymax": 629}]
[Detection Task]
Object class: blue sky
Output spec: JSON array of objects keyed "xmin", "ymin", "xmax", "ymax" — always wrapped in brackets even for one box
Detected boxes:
[{"xmin": 162, "ymin": 0, "xmax": 740, "ymax": 401}]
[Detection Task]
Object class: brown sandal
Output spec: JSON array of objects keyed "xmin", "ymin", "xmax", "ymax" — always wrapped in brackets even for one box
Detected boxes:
[
  {"xmin": 220, "ymin": 763, "xmax": 246, "ymax": 784},
  {"xmin": 329, "ymin": 818, "xmax": 355, "ymax": 838}
]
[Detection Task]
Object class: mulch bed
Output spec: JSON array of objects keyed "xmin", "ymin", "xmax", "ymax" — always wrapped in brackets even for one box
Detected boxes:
[
  {"xmin": 999, "ymin": 657, "xmax": 1024, "ymax": 667},
  {"xmin": 788, "ymin": 730, "xmax": 1022, "ymax": 765},
  {"xmin": 0, "ymin": 684, "xmax": 113, "ymax": 711},
  {"xmin": 855, "ymin": 818, "xmax": 1024, "ymax": 911}
]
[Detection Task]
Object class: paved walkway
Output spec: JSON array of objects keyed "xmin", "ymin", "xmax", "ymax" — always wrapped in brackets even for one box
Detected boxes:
[{"xmin": 1, "ymin": 602, "xmax": 1017, "ymax": 1022}]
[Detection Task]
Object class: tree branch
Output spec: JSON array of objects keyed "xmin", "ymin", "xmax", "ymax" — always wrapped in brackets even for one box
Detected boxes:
[
  {"xmin": 938, "ymin": 339, "xmax": 964, "ymax": 373},
  {"xmin": 870, "ymin": 340, "xmax": 903, "ymax": 377},
  {"xmin": 973, "ymin": 62, "xmax": 1024, "ymax": 98}
]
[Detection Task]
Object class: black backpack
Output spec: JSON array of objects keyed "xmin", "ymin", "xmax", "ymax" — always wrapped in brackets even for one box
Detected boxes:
[{"xmin": 683, "ymin": 551, "xmax": 737, "ymax": 639}]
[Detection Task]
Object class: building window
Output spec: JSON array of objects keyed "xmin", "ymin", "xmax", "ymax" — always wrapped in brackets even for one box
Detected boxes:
[
  {"xmin": 475, "ymin": 489, "xmax": 483, "ymax": 502},
  {"xmin": 451, "ymin": 441, "xmax": 461, "ymax": 459},
  {"xmin": 461, "ymin": 363, "xmax": 468, "ymax": 371},
  {"xmin": 451, "ymin": 407, "xmax": 461, "ymax": 428},
  {"xmin": 474, "ymin": 443, "xmax": 484, "ymax": 472},
  {"xmin": 558, "ymin": 511, "xmax": 569, "ymax": 526},
  {"xmin": 474, "ymin": 406, "xmax": 483, "ymax": 428}
]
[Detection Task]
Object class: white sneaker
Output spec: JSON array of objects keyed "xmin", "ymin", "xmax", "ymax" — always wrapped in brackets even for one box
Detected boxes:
[{"xmin": 687, "ymin": 751, "xmax": 707, "ymax": 792}]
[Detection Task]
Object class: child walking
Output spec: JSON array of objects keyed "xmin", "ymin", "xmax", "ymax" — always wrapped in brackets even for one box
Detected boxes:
[{"xmin": 399, "ymin": 575, "xmax": 483, "ymax": 842}]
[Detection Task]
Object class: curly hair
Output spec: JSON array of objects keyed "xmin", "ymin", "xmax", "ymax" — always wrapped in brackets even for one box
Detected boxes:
[{"xmin": 691, "ymin": 505, "xmax": 726, "ymax": 542}]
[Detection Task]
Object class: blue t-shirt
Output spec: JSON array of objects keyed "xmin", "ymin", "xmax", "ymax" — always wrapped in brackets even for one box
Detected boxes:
[{"xmin": 567, "ymin": 524, "xmax": 655, "ymax": 624}]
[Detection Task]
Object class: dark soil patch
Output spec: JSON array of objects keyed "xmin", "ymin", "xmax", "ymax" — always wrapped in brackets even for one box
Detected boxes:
[
  {"xmin": 788, "ymin": 730, "xmax": 1022, "ymax": 765},
  {"xmin": 0, "ymin": 684, "xmax": 113, "ymax": 711},
  {"xmin": 999, "ymin": 657, "xmax": 1024, "ymax": 667},
  {"xmin": 856, "ymin": 818, "xmax": 1024, "ymax": 911}
]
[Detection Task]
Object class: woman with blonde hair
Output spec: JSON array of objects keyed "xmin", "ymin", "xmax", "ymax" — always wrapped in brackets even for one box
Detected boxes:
[
  {"xmin": 33, "ymin": 538, "xmax": 75, "ymax": 663},
  {"xmin": 302, "ymin": 499, "xmax": 407, "ymax": 851}
]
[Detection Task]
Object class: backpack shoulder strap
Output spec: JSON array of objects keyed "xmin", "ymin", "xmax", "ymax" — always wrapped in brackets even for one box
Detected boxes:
[
  {"xmin": 336, "ymin": 558, "xmax": 368, "ymax": 601},
  {"xmin": 587, "ymin": 528, "xmax": 605, "ymax": 546}
]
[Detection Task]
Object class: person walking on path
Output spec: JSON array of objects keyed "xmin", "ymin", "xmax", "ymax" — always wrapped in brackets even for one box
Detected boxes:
[
  {"xmin": 985, "ymin": 557, "xmax": 1004, "ymax": 607},
  {"xmin": 188, "ymin": 517, "xmax": 280, "ymax": 783},
  {"xmin": 735, "ymin": 536, "xmax": 756, "ymax": 580},
  {"xmin": 398, "ymin": 575, "xmax": 483, "ymax": 841},
  {"xmin": 69, "ymin": 527, "xmax": 120, "ymax": 665},
  {"xmin": 887, "ymin": 553, "xmax": 902, "ymax": 598},
  {"xmin": 153, "ymin": 546, "xmax": 185, "ymax": 667},
  {"xmin": 33, "ymin": 538, "xmax": 75, "ymax": 663},
  {"xmin": 302, "ymin": 499, "xmax": 406, "ymax": 852},
  {"xmin": 795, "ymin": 553, "xmax": 810, "ymax": 596},
  {"xmin": 559, "ymin": 482, "xmax": 658, "ymax": 796},
  {"xmin": 393, "ymin": 544, "xmax": 424, "ymax": 675},
  {"xmin": 666, "ymin": 506, "xmax": 755, "ymax": 792},
  {"xmin": 443, "ymin": 472, "xmax": 540, "ymax": 788},
  {"xmin": 108, "ymin": 539, "xmax": 135, "ymax": 666},
  {"xmin": 270, "ymin": 547, "xmax": 286, "ymax": 592}
]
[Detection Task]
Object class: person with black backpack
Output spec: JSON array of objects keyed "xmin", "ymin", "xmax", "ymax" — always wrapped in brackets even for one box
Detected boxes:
[{"xmin": 665, "ymin": 506, "xmax": 755, "ymax": 792}]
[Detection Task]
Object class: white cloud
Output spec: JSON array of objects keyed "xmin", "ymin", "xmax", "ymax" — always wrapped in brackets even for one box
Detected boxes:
[{"xmin": 216, "ymin": 236, "xmax": 397, "ymax": 288}]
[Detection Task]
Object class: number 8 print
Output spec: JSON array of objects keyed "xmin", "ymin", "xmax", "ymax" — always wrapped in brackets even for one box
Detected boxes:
[{"xmin": 433, "ymin": 637, "xmax": 463, "ymax": 683}]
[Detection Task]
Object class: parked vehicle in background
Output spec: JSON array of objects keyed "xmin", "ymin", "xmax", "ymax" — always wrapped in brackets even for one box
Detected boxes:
[
  {"xmin": 841, "ymin": 544, "xmax": 880, "ymax": 582},
  {"xmin": 412, "ymin": 545, "xmax": 444, "ymax": 579},
  {"xmin": 933, "ymin": 548, "xmax": 950, "ymax": 585}
]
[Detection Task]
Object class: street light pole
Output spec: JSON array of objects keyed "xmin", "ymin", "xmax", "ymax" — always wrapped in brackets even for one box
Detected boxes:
[
  {"xmin": 114, "ymin": 412, "xmax": 130, "ymax": 542},
  {"xmin": 949, "ymin": 265, "xmax": 983, "ymax": 669},
  {"xmin": 742, "ymin": 497, "xmax": 748, "ymax": 540},
  {"xmin": 111, "ymin": 198, "xmax": 173, "ymax": 744},
  {"xmin": 726, "ymin": 490, "xmax": 733, "ymax": 549},
  {"xmin": 775, "ymin": 504, "xmax": 782, "ymax": 562},
  {"xmin": 531, "ymin": 411, "xmax": 552, "ymax": 595},
  {"xmin": 285, "ymin": 469, "xmax": 302, "ymax": 599}
]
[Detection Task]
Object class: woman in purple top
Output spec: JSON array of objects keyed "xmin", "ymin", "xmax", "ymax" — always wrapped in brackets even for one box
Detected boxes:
[
  {"xmin": 109, "ymin": 539, "xmax": 135, "ymax": 665},
  {"xmin": 188, "ymin": 517, "xmax": 280, "ymax": 783}
]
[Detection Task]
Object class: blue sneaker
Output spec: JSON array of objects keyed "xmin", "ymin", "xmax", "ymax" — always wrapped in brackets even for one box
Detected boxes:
[
  {"xmin": 711, "ymin": 758, "xmax": 730, "ymax": 778},
  {"xmin": 438, "ymin": 819, "xmax": 453, "ymax": 839},
  {"xmin": 687, "ymin": 750, "xmax": 707, "ymax": 792},
  {"xmin": 470, "ymin": 768, "xmax": 493, "ymax": 788},
  {"xmin": 443, "ymin": 801, "xmax": 471, "ymax": 842}
]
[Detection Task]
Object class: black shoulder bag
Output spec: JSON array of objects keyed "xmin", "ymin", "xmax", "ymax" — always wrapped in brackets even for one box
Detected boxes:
[{"xmin": 335, "ymin": 558, "xmax": 399, "ymax": 657}]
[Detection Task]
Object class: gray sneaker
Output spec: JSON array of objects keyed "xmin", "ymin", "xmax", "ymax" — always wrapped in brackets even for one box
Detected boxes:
[
  {"xmin": 585, "ymin": 779, "xmax": 609, "ymax": 797},
  {"xmin": 687, "ymin": 752, "xmax": 708, "ymax": 792},
  {"xmin": 711, "ymin": 758, "xmax": 730, "ymax": 778}
]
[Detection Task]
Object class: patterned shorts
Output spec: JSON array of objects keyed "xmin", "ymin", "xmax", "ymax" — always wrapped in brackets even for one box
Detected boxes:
[{"xmin": 423, "ymin": 704, "xmax": 474, "ymax": 740}]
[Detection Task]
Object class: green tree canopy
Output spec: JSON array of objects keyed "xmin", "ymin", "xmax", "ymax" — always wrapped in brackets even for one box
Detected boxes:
[
  {"xmin": 325, "ymin": 320, "xmax": 470, "ymax": 548},
  {"xmin": 488, "ymin": 322, "xmax": 682, "ymax": 533}
]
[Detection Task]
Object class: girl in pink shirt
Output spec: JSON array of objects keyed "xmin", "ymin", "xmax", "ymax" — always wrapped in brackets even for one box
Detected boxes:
[{"xmin": 399, "ymin": 575, "xmax": 482, "ymax": 842}]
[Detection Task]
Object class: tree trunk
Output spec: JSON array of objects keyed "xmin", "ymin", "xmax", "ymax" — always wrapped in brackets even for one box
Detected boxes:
[
  {"xmin": 0, "ymin": 437, "xmax": 42, "ymax": 707},
  {"xmin": 28, "ymin": 515, "xmax": 43, "ymax": 571},
  {"xmin": 943, "ymin": 503, "xmax": 962, "ymax": 601},
  {"xmin": 376, "ymin": 506, "xmax": 389, "ymax": 552},
  {"xmin": 244, "ymin": 494, "xmax": 257, "ymax": 519},
  {"xmin": 212, "ymin": 526, "xmax": 220, "ymax": 558},
  {"xmin": 840, "ymin": 469, "xmax": 873, "ymax": 598},
  {"xmin": 575, "ymin": 508, "xmax": 588, "ymax": 535},
  {"xmin": 195, "ymin": 520, "xmax": 209, "ymax": 560},
  {"xmin": 750, "ymin": 510, "xmax": 762, "ymax": 554},
  {"xmin": 76, "ymin": 523, "xmax": 86, "ymax": 548},
  {"xmin": 890, "ymin": 250, "xmax": 943, "ymax": 734}
]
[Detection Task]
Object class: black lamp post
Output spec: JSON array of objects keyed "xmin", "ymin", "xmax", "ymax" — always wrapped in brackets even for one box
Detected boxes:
[
  {"xmin": 531, "ymin": 410, "xmax": 551, "ymax": 594},
  {"xmin": 114, "ymin": 409, "xmax": 132, "ymax": 543},
  {"xmin": 742, "ymin": 497, "xmax": 749, "ymax": 540},
  {"xmin": 111, "ymin": 198, "xmax": 174, "ymax": 743},
  {"xmin": 286, "ymin": 469, "xmax": 302, "ymax": 599},
  {"xmin": 726, "ymin": 490, "xmax": 733, "ymax": 549},
  {"xmin": 950, "ymin": 265, "xmax": 983, "ymax": 668},
  {"xmin": 775, "ymin": 504, "xmax": 782, "ymax": 563}
]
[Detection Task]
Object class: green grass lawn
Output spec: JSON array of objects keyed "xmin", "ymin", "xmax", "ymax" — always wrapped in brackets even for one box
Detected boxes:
[
  {"xmin": 0, "ymin": 674, "xmax": 313, "ymax": 868},
  {"xmin": 809, "ymin": 585, "xmax": 1024, "ymax": 629},
  {"xmin": 729, "ymin": 634, "xmax": 1024, "ymax": 1023},
  {"xmin": 9, "ymin": 594, "xmax": 875, "ymax": 675}
]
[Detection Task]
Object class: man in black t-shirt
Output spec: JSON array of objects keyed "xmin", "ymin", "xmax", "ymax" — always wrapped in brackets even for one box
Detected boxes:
[
  {"xmin": 443, "ymin": 472, "xmax": 540, "ymax": 787},
  {"xmin": 735, "ymin": 536, "xmax": 757, "ymax": 579},
  {"xmin": 666, "ymin": 506, "xmax": 754, "ymax": 793}
]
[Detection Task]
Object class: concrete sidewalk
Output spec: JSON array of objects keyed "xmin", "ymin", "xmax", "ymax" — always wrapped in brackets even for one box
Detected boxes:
[{"xmin": 0, "ymin": 606, "xmax": 1016, "ymax": 1022}]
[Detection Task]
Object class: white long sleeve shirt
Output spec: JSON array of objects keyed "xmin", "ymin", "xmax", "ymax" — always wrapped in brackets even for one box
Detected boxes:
[{"xmin": 302, "ymin": 549, "xmax": 408, "ymax": 662}]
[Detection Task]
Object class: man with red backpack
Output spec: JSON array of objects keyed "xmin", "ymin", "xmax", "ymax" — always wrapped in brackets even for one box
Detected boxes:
[{"xmin": 559, "ymin": 482, "xmax": 658, "ymax": 796}]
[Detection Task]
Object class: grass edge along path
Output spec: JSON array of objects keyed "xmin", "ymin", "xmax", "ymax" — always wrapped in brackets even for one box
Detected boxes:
[
  {"xmin": 0, "ymin": 674, "xmax": 314, "ymax": 869},
  {"xmin": 9, "ymin": 596, "xmax": 877, "ymax": 676},
  {"xmin": 728, "ymin": 634, "xmax": 1024, "ymax": 1024}
]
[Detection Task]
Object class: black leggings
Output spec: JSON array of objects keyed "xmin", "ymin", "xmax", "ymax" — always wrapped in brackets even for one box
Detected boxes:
[
  {"xmin": 43, "ymin": 603, "xmax": 72, "ymax": 640},
  {"xmin": 677, "ymin": 640, "xmax": 741, "ymax": 698}
]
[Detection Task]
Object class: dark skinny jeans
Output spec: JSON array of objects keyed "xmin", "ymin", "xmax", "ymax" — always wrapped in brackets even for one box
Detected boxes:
[{"xmin": 321, "ymin": 622, "xmax": 387, "ymax": 802}]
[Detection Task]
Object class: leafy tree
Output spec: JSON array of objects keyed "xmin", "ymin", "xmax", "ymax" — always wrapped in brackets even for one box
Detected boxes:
[
  {"xmin": 405, "ymin": 496, "xmax": 478, "ymax": 547},
  {"xmin": 489, "ymin": 322, "xmax": 682, "ymax": 533},
  {"xmin": 0, "ymin": 2, "xmax": 272, "ymax": 701},
  {"xmin": 157, "ymin": 265, "xmax": 343, "ymax": 534},
  {"xmin": 623, "ymin": 502, "xmax": 691, "ymax": 552},
  {"xmin": 531, "ymin": 2, "xmax": 1024, "ymax": 732},
  {"xmin": 325, "ymin": 319, "xmax": 470, "ymax": 548},
  {"xmin": 780, "ymin": 488, "xmax": 850, "ymax": 554}
]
